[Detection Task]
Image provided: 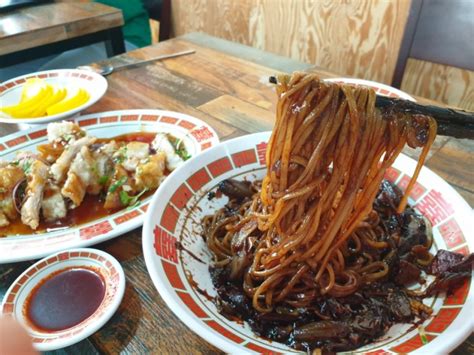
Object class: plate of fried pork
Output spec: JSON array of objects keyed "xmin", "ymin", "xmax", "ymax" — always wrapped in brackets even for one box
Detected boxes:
[{"xmin": 0, "ymin": 109, "xmax": 219, "ymax": 263}]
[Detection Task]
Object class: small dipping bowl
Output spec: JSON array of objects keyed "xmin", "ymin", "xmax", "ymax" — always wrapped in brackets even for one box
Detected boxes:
[{"xmin": 1, "ymin": 248, "xmax": 125, "ymax": 351}]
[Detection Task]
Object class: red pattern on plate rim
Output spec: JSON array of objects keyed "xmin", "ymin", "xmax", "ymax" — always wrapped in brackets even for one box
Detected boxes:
[
  {"xmin": 6, "ymin": 136, "xmax": 28, "ymax": 148},
  {"xmin": 99, "ymin": 116, "xmax": 119, "ymax": 123},
  {"xmin": 364, "ymin": 350, "xmax": 391, "ymax": 355},
  {"xmin": 178, "ymin": 120, "xmax": 196, "ymax": 130},
  {"xmin": 161, "ymin": 260, "xmax": 185, "ymax": 290},
  {"xmin": 113, "ymin": 210, "xmax": 141, "ymax": 225},
  {"xmin": 191, "ymin": 126, "xmax": 215, "ymax": 142},
  {"xmin": 397, "ymin": 174, "xmax": 427, "ymax": 202},
  {"xmin": 437, "ymin": 218, "xmax": 466, "ymax": 249},
  {"xmin": 245, "ymin": 342, "xmax": 280, "ymax": 354},
  {"xmin": 415, "ymin": 189, "xmax": 455, "ymax": 226},
  {"xmin": 78, "ymin": 118, "xmax": 98, "ymax": 127},
  {"xmin": 28, "ymin": 129, "xmax": 48, "ymax": 140},
  {"xmin": 160, "ymin": 116, "xmax": 179, "ymax": 124},
  {"xmin": 231, "ymin": 149, "xmax": 257, "ymax": 167},
  {"xmin": 176, "ymin": 291, "xmax": 208, "ymax": 318},
  {"xmin": 170, "ymin": 183, "xmax": 193, "ymax": 210},
  {"xmin": 79, "ymin": 221, "xmax": 113, "ymax": 240},
  {"xmin": 141, "ymin": 114, "xmax": 159, "ymax": 122},
  {"xmin": 425, "ymin": 308, "xmax": 462, "ymax": 333},
  {"xmin": 201, "ymin": 142, "xmax": 212, "ymax": 150},
  {"xmin": 186, "ymin": 168, "xmax": 211, "ymax": 192},
  {"xmin": 154, "ymin": 225, "xmax": 178, "ymax": 262},
  {"xmin": 120, "ymin": 115, "xmax": 139, "ymax": 121},
  {"xmin": 384, "ymin": 166, "xmax": 402, "ymax": 183},
  {"xmin": 205, "ymin": 320, "xmax": 244, "ymax": 344},
  {"xmin": 390, "ymin": 334, "xmax": 436, "ymax": 353},
  {"xmin": 160, "ymin": 204, "xmax": 180, "ymax": 234},
  {"xmin": 256, "ymin": 142, "xmax": 268, "ymax": 165},
  {"xmin": 2, "ymin": 71, "xmax": 95, "ymax": 91},
  {"xmin": 207, "ymin": 157, "xmax": 233, "ymax": 178},
  {"xmin": 444, "ymin": 279, "xmax": 470, "ymax": 306}
]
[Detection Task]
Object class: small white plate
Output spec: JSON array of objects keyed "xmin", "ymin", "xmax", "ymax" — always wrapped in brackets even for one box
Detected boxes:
[
  {"xmin": 143, "ymin": 132, "xmax": 473, "ymax": 354},
  {"xmin": 1, "ymin": 248, "xmax": 125, "ymax": 351},
  {"xmin": 0, "ymin": 69, "xmax": 107, "ymax": 124},
  {"xmin": 0, "ymin": 109, "xmax": 220, "ymax": 263},
  {"xmin": 325, "ymin": 77, "xmax": 416, "ymax": 101}
]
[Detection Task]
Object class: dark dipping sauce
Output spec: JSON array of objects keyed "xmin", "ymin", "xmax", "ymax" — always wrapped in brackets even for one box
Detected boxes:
[{"xmin": 25, "ymin": 267, "xmax": 105, "ymax": 331}]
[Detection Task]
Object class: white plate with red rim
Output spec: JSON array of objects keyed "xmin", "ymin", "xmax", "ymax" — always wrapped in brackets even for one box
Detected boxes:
[
  {"xmin": 142, "ymin": 132, "xmax": 473, "ymax": 354},
  {"xmin": 1, "ymin": 248, "xmax": 125, "ymax": 351},
  {"xmin": 325, "ymin": 78, "xmax": 416, "ymax": 101},
  {"xmin": 0, "ymin": 109, "xmax": 219, "ymax": 263},
  {"xmin": 0, "ymin": 69, "xmax": 108, "ymax": 125}
]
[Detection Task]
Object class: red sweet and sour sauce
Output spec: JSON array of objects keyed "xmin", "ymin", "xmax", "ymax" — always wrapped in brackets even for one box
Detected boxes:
[{"xmin": 24, "ymin": 267, "xmax": 106, "ymax": 331}]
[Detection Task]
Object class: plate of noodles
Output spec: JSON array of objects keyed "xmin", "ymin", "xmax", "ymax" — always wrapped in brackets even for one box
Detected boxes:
[{"xmin": 143, "ymin": 74, "xmax": 473, "ymax": 354}]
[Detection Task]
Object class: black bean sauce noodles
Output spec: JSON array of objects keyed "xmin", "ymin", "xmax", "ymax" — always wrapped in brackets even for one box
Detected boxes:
[{"xmin": 201, "ymin": 73, "xmax": 473, "ymax": 352}]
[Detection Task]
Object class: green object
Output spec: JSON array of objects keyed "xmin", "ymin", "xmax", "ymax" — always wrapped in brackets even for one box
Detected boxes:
[
  {"xmin": 108, "ymin": 176, "xmax": 127, "ymax": 193},
  {"xmin": 95, "ymin": 0, "xmax": 152, "ymax": 48}
]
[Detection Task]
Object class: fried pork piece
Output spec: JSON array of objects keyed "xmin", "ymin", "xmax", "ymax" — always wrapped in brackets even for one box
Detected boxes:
[
  {"xmin": 41, "ymin": 184, "xmax": 67, "ymax": 222},
  {"xmin": 88, "ymin": 141, "xmax": 118, "ymax": 195},
  {"xmin": 61, "ymin": 146, "xmax": 96, "ymax": 207},
  {"xmin": 21, "ymin": 160, "xmax": 49, "ymax": 230},
  {"xmin": 50, "ymin": 136, "xmax": 96, "ymax": 183},
  {"xmin": 0, "ymin": 211, "xmax": 8, "ymax": 228},
  {"xmin": 136, "ymin": 152, "xmax": 166, "ymax": 189},
  {"xmin": 152, "ymin": 133, "xmax": 184, "ymax": 171},
  {"xmin": 104, "ymin": 165, "xmax": 130, "ymax": 210},
  {"xmin": 119, "ymin": 142, "xmax": 150, "ymax": 172},
  {"xmin": 47, "ymin": 121, "xmax": 85, "ymax": 144},
  {"xmin": 0, "ymin": 164, "xmax": 25, "ymax": 226}
]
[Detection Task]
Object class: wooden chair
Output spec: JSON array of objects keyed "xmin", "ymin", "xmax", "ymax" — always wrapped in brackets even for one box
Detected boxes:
[
  {"xmin": 142, "ymin": 0, "xmax": 171, "ymax": 42},
  {"xmin": 392, "ymin": 0, "xmax": 474, "ymax": 88}
]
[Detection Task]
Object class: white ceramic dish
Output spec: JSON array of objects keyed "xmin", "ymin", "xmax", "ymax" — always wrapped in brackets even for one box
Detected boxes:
[
  {"xmin": 0, "ymin": 69, "xmax": 107, "ymax": 124},
  {"xmin": 0, "ymin": 109, "xmax": 219, "ymax": 263},
  {"xmin": 325, "ymin": 77, "xmax": 416, "ymax": 101},
  {"xmin": 143, "ymin": 132, "xmax": 473, "ymax": 354},
  {"xmin": 1, "ymin": 248, "xmax": 125, "ymax": 351}
]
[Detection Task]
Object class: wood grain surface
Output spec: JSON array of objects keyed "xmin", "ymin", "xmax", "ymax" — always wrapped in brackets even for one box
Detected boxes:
[
  {"xmin": 0, "ymin": 33, "xmax": 472, "ymax": 354},
  {"xmin": 171, "ymin": 0, "xmax": 411, "ymax": 85},
  {"xmin": 0, "ymin": 2, "xmax": 123, "ymax": 55},
  {"xmin": 171, "ymin": 0, "xmax": 474, "ymax": 111},
  {"xmin": 401, "ymin": 58, "xmax": 474, "ymax": 111}
]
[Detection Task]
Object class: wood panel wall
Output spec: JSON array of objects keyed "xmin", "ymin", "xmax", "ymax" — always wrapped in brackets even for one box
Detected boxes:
[
  {"xmin": 171, "ymin": 0, "xmax": 412, "ymax": 85},
  {"xmin": 401, "ymin": 59, "xmax": 474, "ymax": 110},
  {"xmin": 170, "ymin": 0, "xmax": 474, "ymax": 110}
]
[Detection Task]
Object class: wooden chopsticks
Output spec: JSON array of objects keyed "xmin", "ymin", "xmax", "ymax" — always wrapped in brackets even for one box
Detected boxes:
[
  {"xmin": 268, "ymin": 76, "xmax": 474, "ymax": 139},
  {"xmin": 375, "ymin": 96, "xmax": 474, "ymax": 139}
]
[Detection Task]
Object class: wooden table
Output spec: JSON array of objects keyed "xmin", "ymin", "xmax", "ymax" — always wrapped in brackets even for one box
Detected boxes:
[
  {"xmin": 0, "ymin": 2, "xmax": 125, "ymax": 67},
  {"xmin": 0, "ymin": 32, "xmax": 472, "ymax": 354}
]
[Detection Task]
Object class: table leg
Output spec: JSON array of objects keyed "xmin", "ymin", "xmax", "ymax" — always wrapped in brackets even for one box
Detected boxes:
[{"xmin": 105, "ymin": 27, "xmax": 126, "ymax": 57}]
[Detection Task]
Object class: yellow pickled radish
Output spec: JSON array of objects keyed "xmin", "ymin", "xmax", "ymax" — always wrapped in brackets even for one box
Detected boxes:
[
  {"xmin": 1, "ymin": 86, "xmax": 51, "ymax": 118},
  {"xmin": 1, "ymin": 88, "xmax": 45, "ymax": 115},
  {"xmin": 46, "ymin": 88, "xmax": 90, "ymax": 116},
  {"xmin": 29, "ymin": 88, "xmax": 67, "ymax": 117},
  {"xmin": 10, "ymin": 84, "xmax": 54, "ymax": 118},
  {"xmin": 20, "ymin": 78, "xmax": 46, "ymax": 103},
  {"xmin": 1, "ymin": 77, "xmax": 90, "ymax": 118}
]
